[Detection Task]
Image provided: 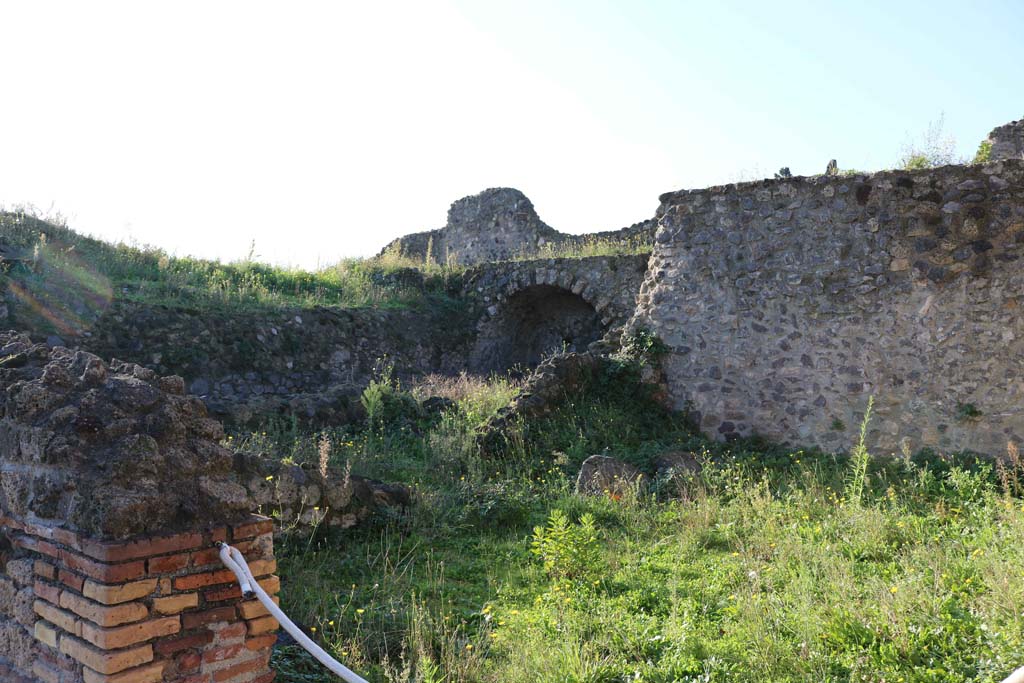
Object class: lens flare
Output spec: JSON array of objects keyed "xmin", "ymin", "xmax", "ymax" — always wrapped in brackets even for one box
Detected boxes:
[{"xmin": 7, "ymin": 239, "xmax": 113, "ymax": 337}]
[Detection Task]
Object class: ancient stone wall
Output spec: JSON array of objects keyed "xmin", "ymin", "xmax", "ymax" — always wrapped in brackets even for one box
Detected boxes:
[
  {"xmin": 380, "ymin": 187, "xmax": 655, "ymax": 266},
  {"xmin": 77, "ymin": 254, "xmax": 650, "ymax": 422},
  {"xmin": 464, "ymin": 254, "xmax": 650, "ymax": 372},
  {"xmin": 0, "ymin": 332, "xmax": 278, "ymax": 682},
  {"xmin": 235, "ymin": 454, "xmax": 409, "ymax": 529},
  {"xmin": 987, "ymin": 117, "xmax": 1024, "ymax": 161},
  {"xmin": 85, "ymin": 302, "xmax": 477, "ymax": 428},
  {"xmin": 630, "ymin": 159, "xmax": 1024, "ymax": 456},
  {"xmin": 0, "ymin": 333, "xmax": 250, "ymax": 539}
]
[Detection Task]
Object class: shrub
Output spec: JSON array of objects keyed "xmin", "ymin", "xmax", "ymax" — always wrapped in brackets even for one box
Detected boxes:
[
  {"xmin": 360, "ymin": 365, "xmax": 420, "ymax": 431},
  {"xmin": 618, "ymin": 327, "xmax": 669, "ymax": 364},
  {"xmin": 973, "ymin": 140, "xmax": 993, "ymax": 164},
  {"xmin": 897, "ymin": 115, "xmax": 961, "ymax": 170},
  {"xmin": 531, "ymin": 509, "xmax": 601, "ymax": 582}
]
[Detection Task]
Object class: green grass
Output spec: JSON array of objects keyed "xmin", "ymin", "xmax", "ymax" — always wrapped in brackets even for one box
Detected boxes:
[
  {"xmin": 0, "ymin": 210, "xmax": 464, "ymax": 325},
  {"xmin": 513, "ymin": 235, "xmax": 652, "ymax": 262},
  {"xmin": 239, "ymin": 361, "xmax": 1024, "ymax": 683}
]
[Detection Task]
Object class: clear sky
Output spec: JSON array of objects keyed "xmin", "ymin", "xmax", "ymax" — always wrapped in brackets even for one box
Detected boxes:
[{"xmin": 1, "ymin": 0, "xmax": 1021, "ymax": 268}]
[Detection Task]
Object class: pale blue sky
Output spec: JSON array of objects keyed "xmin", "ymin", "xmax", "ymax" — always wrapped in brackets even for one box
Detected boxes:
[{"xmin": 1, "ymin": 0, "xmax": 1020, "ymax": 267}]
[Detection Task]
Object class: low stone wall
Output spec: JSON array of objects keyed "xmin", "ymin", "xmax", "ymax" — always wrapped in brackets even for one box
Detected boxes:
[
  {"xmin": 235, "ymin": 454, "xmax": 410, "ymax": 529},
  {"xmin": 84, "ymin": 302, "xmax": 476, "ymax": 428},
  {"xmin": 631, "ymin": 159, "xmax": 1024, "ymax": 456},
  {"xmin": 74, "ymin": 255, "xmax": 649, "ymax": 423}
]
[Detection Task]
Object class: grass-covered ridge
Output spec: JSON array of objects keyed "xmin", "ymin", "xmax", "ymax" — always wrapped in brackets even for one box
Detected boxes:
[
  {"xmin": 237, "ymin": 358, "xmax": 1024, "ymax": 683},
  {"xmin": 0, "ymin": 210, "xmax": 464, "ymax": 323},
  {"xmin": 0, "ymin": 210, "xmax": 651, "ymax": 339}
]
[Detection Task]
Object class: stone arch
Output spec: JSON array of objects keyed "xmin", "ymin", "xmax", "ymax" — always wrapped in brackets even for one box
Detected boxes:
[{"xmin": 469, "ymin": 268, "xmax": 614, "ymax": 374}]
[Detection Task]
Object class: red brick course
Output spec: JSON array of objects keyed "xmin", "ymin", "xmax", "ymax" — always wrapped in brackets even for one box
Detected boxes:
[{"xmin": 8, "ymin": 515, "xmax": 279, "ymax": 683}]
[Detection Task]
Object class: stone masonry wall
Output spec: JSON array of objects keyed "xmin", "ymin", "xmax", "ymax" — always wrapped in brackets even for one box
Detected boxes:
[
  {"xmin": 381, "ymin": 187, "xmax": 655, "ymax": 266},
  {"xmin": 464, "ymin": 253, "xmax": 650, "ymax": 329},
  {"xmin": 84, "ymin": 302, "xmax": 476, "ymax": 428},
  {"xmin": 79, "ymin": 254, "xmax": 650, "ymax": 424},
  {"xmin": 987, "ymin": 117, "xmax": 1024, "ymax": 161},
  {"xmin": 0, "ymin": 333, "xmax": 280, "ymax": 682},
  {"xmin": 630, "ymin": 159, "xmax": 1024, "ymax": 456},
  {"xmin": 465, "ymin": 254, "xmax": 650, "ymax": 372},
  {"xmin": 0, "ymin": 333, "xmax": 249, "ymax": 540}
]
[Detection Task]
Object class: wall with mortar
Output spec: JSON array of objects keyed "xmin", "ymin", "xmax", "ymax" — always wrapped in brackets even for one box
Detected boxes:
[
  {"xmin": 0, "ymin": 331, "xmax": 415, "ymax": 681},
  {"xmin": 0, "ymin": 332, "xmax": 278, "ymax": 682},
  {"xmin": 464, "ymin": 254, "xmax": 650, "ymax": 371},
  {"xmin": 381, "ymin": 187, "xmax": 655, "ymax": 266},
  {"xmin": 464, "ymin": 253, "xmax": 650, "ymax": 329},
  {"xmin": 630, "ymin": 159, "xmax": 1024, "ymax": 456}
]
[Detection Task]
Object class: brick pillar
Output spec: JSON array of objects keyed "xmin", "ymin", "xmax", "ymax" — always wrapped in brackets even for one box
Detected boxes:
[{"xmin": 3, "ymin": 514, "xmax": 278, "ymax": 683}]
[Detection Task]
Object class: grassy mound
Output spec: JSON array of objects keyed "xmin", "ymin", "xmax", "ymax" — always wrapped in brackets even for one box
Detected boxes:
[{"xmin": 0, "ymin": 211, "xmax": 463, "ymax": 332}]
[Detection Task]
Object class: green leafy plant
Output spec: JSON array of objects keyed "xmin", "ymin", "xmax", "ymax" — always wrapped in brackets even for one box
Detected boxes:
[
  {"xmin": 956, "ymin": 402, "xmax": 983, "ymax": 421},
  {"xmin": 266, "ymin": 373, "xmax": 1024, "ymax": 682},
  {"xmin": 618, "ymin": 327, "xmax": 669, "ymax": 364},
  {"xmin": 973, "ymin": 140, "xmax": 993, "ymax": 164},
  {"xmin": 360, "ymin": 364, "xmax": 420, "ymax": 431},
  {"xmin": 531, "ymin": 509, "xmax": 601, "ymax": 582}
]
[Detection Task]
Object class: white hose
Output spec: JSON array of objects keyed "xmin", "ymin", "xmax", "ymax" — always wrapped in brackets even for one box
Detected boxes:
[
  {"xmin": 1004, "ymin": 667, "xmax": 1024, "ymax": 683},
  {"xmin": 218, "ymin": 543, "xmax": 369, "ymax": 683}
]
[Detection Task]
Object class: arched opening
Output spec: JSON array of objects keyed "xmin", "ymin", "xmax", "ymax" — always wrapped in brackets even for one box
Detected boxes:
[{"xmin": 470, "ymin": 285, "xmax": 606, "ymax": 374}]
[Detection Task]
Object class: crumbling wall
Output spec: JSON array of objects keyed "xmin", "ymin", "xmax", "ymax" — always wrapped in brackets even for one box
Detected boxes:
[
  {"xmin": 79, "ymin": 255, "xmax": 650, "ymax": 423},
  {"xmin": 0, "ymin": 332, "xmax": 250, "ymax": 539},
  {"xmin": 235, "ymin": 454, "xmax": 410, "ymax": 529},
  {"xmin": 0, "ymin": 333, "xmax": 408, "ymax": 682},
  {"xmin": 85, "ymin": 302, "xmax": 477, "ymax": 428},
  {"xmin": 986, "ymin": 117, "xmax": 1024, "ymax": 161},
  {"xmin": 380, "ymin": 187, "xmax": 655, "ymax": 266},
  {"xmin": 631, "ymin": 159, "xmax": 1024, "ymax": 456},
  {"xmin": 0, "ymin": 332, "xmax": 276, "ymax": 682}
]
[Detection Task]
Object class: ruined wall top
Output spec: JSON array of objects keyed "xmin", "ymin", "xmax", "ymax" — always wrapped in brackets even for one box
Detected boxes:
[
  {"xmin": 0, "ymin": 332, "xmax": 251, "ymax": 539},
  {"xmin": 986, "ymin": 117, "xmax": 1024, "ymax": 161},
  {"xmin": 380, "ymin": 187, "xmax": 655, "ymax": 266}
]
